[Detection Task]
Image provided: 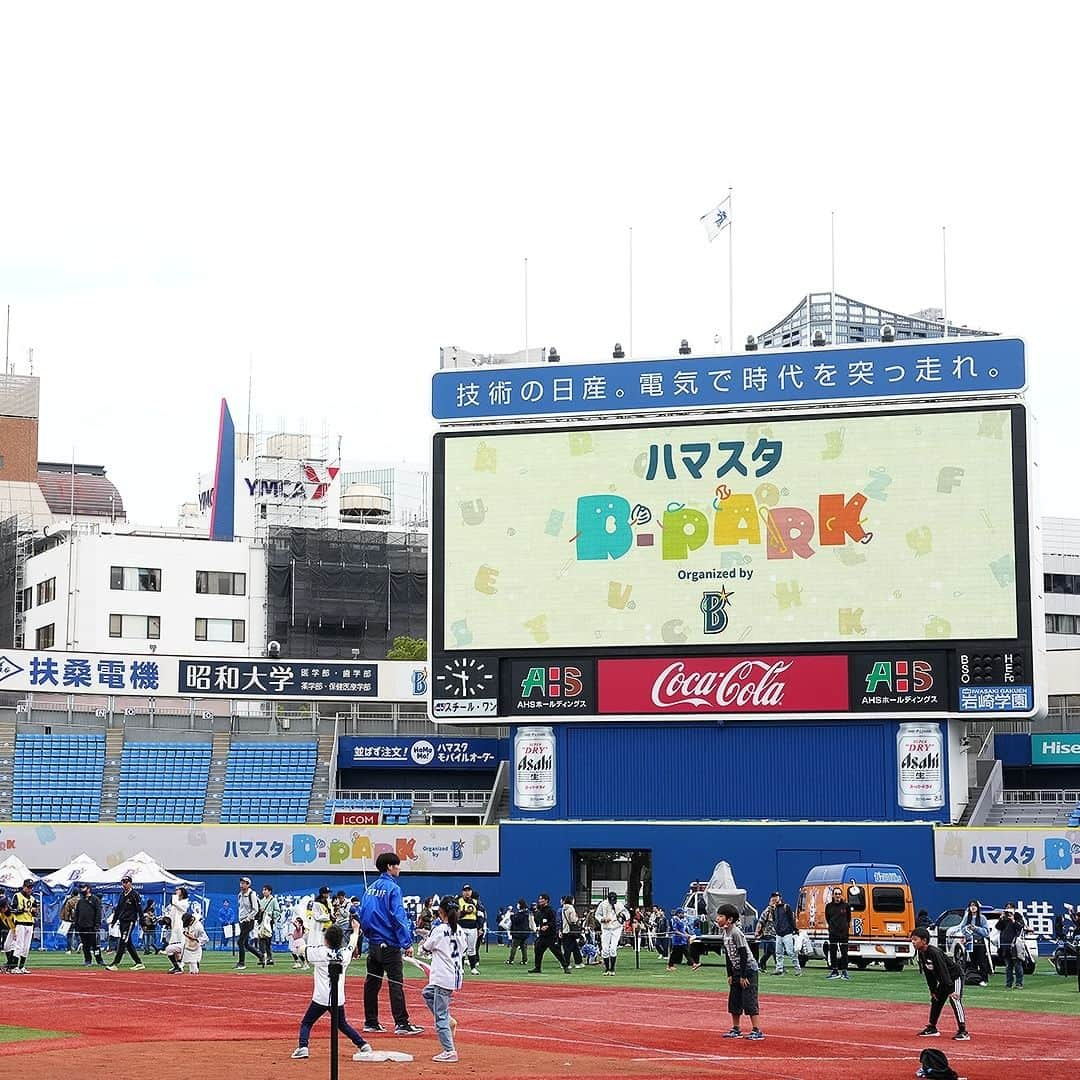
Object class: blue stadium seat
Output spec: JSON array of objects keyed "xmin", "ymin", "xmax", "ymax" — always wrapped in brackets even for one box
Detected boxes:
[
  {"xmin": 12, "ymin": 733, "xmax": 106, "ymax": 822},
  {"xmin": 219, "ymin": 742, "xmax": 317, "ymax": 824},
  {"xmin": 115, "ymin": 741, "xmax": 213, "ymax": 823}
]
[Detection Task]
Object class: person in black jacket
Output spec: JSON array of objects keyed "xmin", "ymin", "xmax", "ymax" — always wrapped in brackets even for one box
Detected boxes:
[
  {"xmin": 772, "ymin": 892, "xmax": 801, "ymax": 975},
  {"xmin": 106, "ymin": 875, "xmax": 145, "ymax": 970},
  {"xmin": 527, "ymin": 893, "xmax": 570, "ymax": 975},
  {"xmin": 73, "ymin": 882, "xmax": 104, "ymax": 967},
  {"xmin": 506, "ymin": 899, "xmax": 532, "ymax": 967},
  {"xmin": 996, "ymin": 903, "xmax": 1027, "ymax": 989},
  {"xmin": 911, "ymin": 927, "xmax": 970, "ymax": 1040},
  {"xmin": 824, "ymin": 888, "xmax": 852, "ymax": 981}
]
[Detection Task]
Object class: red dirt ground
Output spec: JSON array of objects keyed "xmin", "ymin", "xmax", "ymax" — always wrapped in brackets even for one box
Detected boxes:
[{"xmin": 3, "ymin": 969, "xmax": 1076, "ymax": 1079}]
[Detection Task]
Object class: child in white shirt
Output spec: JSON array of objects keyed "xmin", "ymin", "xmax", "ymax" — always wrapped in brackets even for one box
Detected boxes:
[
  {"xmin": 420, "ymin": 897, "xmax": 465, "ymax": 1063},
  {"xmin": 181, "ymin": 912, "xmax": 209, "ymax": 974},
  {"xmin": 291, "ymin": 918, "xmax": 373, "ymax": 1061}
]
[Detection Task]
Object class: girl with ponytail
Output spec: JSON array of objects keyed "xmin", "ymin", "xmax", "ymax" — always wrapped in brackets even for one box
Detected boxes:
[{"xmin": 420, "ymin": 898, "xmax": 465, "ymax": 1062}]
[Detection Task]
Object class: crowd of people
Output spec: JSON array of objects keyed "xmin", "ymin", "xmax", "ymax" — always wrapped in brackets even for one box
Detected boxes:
[{"xmin": 10, "ymin": 865, "xmax": 1069, "ymax": 1060}]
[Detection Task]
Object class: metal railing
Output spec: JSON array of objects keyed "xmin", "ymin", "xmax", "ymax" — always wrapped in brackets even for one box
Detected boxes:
[
  {"xmin": 333, "ymin": 788, "xmax": 489, "ymax": 806},
  {"xmin": 1001, "ymin": 789, "xmax": 1080, "ymax": 805}
]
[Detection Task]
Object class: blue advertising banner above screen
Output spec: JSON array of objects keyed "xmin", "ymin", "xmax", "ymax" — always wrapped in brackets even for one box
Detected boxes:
[
  {"xmin": 432, "ymin": 337, "xmax": 1026, "ymax": 422},
  {"xmin": 338, "ymin": 736, "xmax": 501, "ymax": 769}
]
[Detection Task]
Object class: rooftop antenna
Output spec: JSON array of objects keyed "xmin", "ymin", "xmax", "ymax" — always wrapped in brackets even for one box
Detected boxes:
[
  {"xmin": 27, "ymin": 347, "xmax": 33, "ymax": 375},
  {"xmin": 246, "ymin": 354, "xmax": 253, "ymax": 460},
  {"xmin": 4, "ymin": 304, "xmax": 10, "ymax": 374}
]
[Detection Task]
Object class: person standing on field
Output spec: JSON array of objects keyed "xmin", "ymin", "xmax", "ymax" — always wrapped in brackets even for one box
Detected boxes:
[
  {"xmin": 595, "ymin": 891, "xmax": 626, "ymax": 976},
  {"xmin": 358, "ymin": 852, "xmax": 424, "ymax": 1036},
  {"xmin": 236, "ymin": 876, "xmax": 261, "ymax": 969},
  {"xmin": 772, "ymin": 892, "xmax": 801, "ymax": 976},
  {"xmin": 506, "ymin": 899, "xmax": 533, "ymax": 967},
  {"xmin": 73, "ymin": 882, "xmax": 104, "ymax": 967},
  {"xmin": 528, "ymin": 893, "xmax": 570, "ymax": 975},
  {"xmin": 106, "ymin": 875, "xmax": 144, "ymax": 971},
  {"xmin": 825, "ymin": 888, "xmax": 852, "ymax": 981},
  {"xmin": 717, "ymin": 903, "xmax": 764, "ymax": 1041},
  {"xmin": 911, "ymin": 927, "xmax": 970, "ymax": 1041},
  {"xmin": 457, "ymin": 884, "xmax": 481, "ymax": 975},
  {"xmin": 8, "ymin": 880, "xmax": 37, "ymax": 973}
]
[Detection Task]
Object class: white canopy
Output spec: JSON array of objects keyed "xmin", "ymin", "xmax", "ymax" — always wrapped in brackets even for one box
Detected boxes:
[
  {"xmin": 0, "ymin": 854, "xmax": 40, "ymax": 890},
  {"xmin": 80, "ymin": 851, "xmax": 203, "ymax": 889},
  {"xmin": 40, "ymin": 853, "xmax": 104, "ymax": 892}
]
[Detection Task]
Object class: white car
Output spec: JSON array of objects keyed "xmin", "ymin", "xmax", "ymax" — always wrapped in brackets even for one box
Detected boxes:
[{"xmin": 933, "ymin": 907, "xmax": 1038, "ymax": 976}]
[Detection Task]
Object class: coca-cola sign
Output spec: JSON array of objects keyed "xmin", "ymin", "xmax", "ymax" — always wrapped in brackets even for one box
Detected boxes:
[{"xmin": 598, "ymin": 655, "xmax": 849, "ymax": 714}]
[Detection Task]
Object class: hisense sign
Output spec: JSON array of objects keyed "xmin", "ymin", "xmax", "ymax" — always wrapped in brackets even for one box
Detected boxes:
[{"xmin": 1031, "ymin": 733, "xmax": 1080, "ymax": 765}]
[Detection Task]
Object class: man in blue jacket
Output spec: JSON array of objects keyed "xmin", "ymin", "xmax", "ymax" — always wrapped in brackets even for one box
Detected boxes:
[{"xmin": 358, "ymin": 852, "xmax": 424, "ymax": 1036}]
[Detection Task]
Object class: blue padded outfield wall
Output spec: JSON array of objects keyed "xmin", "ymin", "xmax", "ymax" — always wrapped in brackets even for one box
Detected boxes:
[
  {"xmin": 510, "ymin": 720, "xmax": 952, "ymax": 823},
  {"xmin": 152, "ymin": 820, "xmax": 1079, "ymax": 940}
]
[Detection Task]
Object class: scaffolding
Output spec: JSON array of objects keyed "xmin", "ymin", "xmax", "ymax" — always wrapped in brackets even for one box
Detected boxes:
[{"xmin": 247, "ymin": 419, "xmax": 340, "ymax": 541}]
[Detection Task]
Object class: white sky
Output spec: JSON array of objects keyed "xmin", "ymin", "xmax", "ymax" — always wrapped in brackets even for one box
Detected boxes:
[{"xmin": 2, "ymin": 2, "xmax": 1078, "ymax": 524}]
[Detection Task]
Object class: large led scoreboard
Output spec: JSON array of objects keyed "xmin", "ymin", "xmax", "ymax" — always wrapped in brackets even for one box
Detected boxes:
[{"xmin": 428, "ymin": 338, "xmax": 1043, "ymax": 723}]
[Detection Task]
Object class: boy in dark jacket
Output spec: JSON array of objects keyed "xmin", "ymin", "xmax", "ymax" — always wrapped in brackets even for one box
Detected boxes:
[{"xmin": 911, "ymin": 928, "xmax": 970, "ymax": 1041}]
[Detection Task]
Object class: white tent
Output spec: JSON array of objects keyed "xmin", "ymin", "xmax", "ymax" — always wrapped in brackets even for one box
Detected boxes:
[
  {"xmin": 0, "ymin": 854, "xmax": 40, "ymax": 890},
  {"xmin": 40, "ymin": 853, "xmax": 104, "ymax": 893},
  {"xmin": 80, "ymin": 851, "xmax": 203, "ymax": 889}
]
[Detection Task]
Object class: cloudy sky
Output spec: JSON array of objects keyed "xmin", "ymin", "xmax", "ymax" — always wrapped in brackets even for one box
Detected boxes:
[{"xmin": 1, "ymin": 2, "xmax": 1076, "ymax": 524}]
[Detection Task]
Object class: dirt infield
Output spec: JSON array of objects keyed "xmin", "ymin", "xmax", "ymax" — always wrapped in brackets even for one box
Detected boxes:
[{"xmin": 5, "ymin": 969, "xmax": 1078, "ymax": 1079}]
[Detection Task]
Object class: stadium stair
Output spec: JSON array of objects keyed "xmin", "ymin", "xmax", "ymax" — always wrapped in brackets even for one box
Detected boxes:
[
  {"xmin": 306, "ymin": 730, "xmax": 338, "ymax": 823},
  {"xmin": 98, "ymin": 727, "xmax": 126, "ymax": 820},
  {"xmin": 204, "ymin": 730, "xmax": 233, "ymax": 823},
  {"xmin": 0, "ymin": 713, "xmax": 16, "ymax": 819}
]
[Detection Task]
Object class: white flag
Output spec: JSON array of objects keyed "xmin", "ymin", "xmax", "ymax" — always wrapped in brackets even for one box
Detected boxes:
[{"xmin": 700, "ymin": 197, "xmax": 732, "ymax": 242}]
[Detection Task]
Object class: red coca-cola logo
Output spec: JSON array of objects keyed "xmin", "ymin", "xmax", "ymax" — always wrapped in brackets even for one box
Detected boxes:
[{"xmin": 598, "ymin": 655, "xmax": 849, "ymax": 714}]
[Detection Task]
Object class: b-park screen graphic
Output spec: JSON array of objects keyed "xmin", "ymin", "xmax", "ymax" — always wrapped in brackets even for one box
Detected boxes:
[{"xmin": 435, "ymin": 405, "xmax": 1025, "ymax": 652}]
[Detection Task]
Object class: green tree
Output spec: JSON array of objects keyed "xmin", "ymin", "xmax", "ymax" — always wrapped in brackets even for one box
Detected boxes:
[{"xmin": 386, "ymin": 636, "xmax": 427, "ymax": 661}]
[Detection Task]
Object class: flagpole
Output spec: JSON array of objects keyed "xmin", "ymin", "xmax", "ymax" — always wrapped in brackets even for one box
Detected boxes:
[
  {"xmin": 830, "ymin": 210, "xmax": 836, "ymax": 345},
  {"xmin": 628, "ymin": 226, "xmax": 633, "ymax": 358},
  {"xmin": 941, "ymin": 226, "xmax": 948, "ymax": 338},
  {"xmin": 523, "ymin": 257, "xmax": 529, "ymax": 356},
  {"xmin": 727, "ymin": 187, "xmax": 734, "ymax": 352}
]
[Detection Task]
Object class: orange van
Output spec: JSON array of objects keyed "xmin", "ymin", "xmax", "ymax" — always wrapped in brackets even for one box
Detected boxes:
[{"xmin": 795, "ymin": 863, "xmax": 915, "ymax": 971}]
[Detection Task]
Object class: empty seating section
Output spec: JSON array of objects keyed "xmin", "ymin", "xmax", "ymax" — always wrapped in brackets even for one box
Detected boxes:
[
  {"xmin": 221, "ymin": 742, "xmax": 317, "ymax": 823},
  {"xmin": 323, "ymin": 797, "xmax": 413, "ymax": 824},
  {"xmin": 13, "ymin": 733, "xmax": 105, "ymax": 822},
  {"xmin": 117, "ymin": 742, "xmax": 212, "ymax": 823}
]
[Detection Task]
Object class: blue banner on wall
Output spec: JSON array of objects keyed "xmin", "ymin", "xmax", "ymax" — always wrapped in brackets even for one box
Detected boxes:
[
  {"xmin": 338, "ymin": 736, "xmax": 501, "ymax": 769},
  {"xmin": 432, "ymin": 338, "xmax": 1026, "ymax": 422}
]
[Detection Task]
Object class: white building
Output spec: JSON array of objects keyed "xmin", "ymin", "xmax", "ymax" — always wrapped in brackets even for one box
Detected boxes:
[{"xmin": 21, "ymin": 525, "xmax": 266, "ymax": 658}]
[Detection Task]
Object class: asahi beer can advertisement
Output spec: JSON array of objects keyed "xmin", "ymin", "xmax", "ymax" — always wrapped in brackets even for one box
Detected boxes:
[
  {"xmin": 514, "ymin": 726, "xmax": 556, "ymax": 810},
  {"xmin": 897, "ymin": 722, "xmax": 944, "ymax": 810}
]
